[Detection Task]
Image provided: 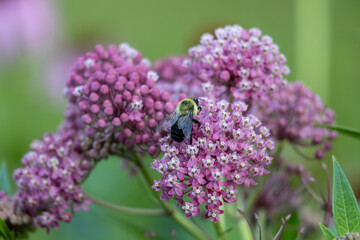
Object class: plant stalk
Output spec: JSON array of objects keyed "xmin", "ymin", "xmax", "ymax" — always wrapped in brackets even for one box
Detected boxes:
[
  {"xmin": 214, "ymin": 220, "xmax": 227, "ymax": 240},
  {"xmin": 88, "ymin": 195, "xmax": 166, "ymax": 216}
]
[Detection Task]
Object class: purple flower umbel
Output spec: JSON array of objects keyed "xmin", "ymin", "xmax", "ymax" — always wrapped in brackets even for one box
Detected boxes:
[
  {"xmin": 251, "ymin": 82, "xmax": 337, "ymax": 159},
  {"xmin": 185, "ymin": 25, "xmax": 289, "ymax": 102},
  {"xmin": 64, "ymin": 43, "xmax": 176, "ymax": 156},
  {"xmin": 152, "ymin": 98, "xmax": 274, "ymax": 222},
  {"xmin": 13, "ymin": 132, "xmax": 91, "ymax": 230},
  {"xmin": 0, "ymin": 191, "xmax": 31, "ymax": 227}
]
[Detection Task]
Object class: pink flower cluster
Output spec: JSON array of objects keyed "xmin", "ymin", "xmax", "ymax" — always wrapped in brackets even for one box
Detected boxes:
[
  {"xmin": 13, "ymin": 132, "xmax": 91, "ymax": 230},
  {"xmin": 184, "ymin": 25, "xmax": 289, "ymax": 102},
  {"xmin": 154, "ymin": 56, "xmax": 188, "ymax": 84},
  {"xmin": 152, "ymin": 98, "xmax": 274, "ymax": 222},
  {"xmin": 252, "ymin": 82, "xmax": 337, "ymax": 159},
  {"xmin": 64, "ymin": 43, "xmax": 176, "ymax": 156},
  {"xmin": 0, "ymin": 191, "xmax": 30, "ymax": 226},
  {"xmin": 251, "ymin": 172, "xmax": 300, "ymax": 219}
]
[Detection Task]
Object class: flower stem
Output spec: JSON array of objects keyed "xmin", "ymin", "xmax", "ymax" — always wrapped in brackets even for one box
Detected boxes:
[
  {"xmin": 132, "ymin": 152, "xmax": 211, "ymax": 240},
  {"xmin": 89, "ymin": 195, "xmax": 166, "ymax": 216},
  {"xmin": 214, "ymin": 220, "xmax": 227, "ymax": 240},
  {"xmin": 273, "ymin": 214, "xmax": 291, "ymax": 240}
]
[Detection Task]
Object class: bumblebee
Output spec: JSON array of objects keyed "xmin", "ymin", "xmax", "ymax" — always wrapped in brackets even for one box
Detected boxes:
[{"xmin": 156, "ymin": 98, "xmax": 202, "ymax": 144}]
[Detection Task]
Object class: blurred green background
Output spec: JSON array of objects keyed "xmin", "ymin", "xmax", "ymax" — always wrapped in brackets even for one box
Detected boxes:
[{"xmin": 0, "ymin": 0, "xmax": 359, "ymax": 239}]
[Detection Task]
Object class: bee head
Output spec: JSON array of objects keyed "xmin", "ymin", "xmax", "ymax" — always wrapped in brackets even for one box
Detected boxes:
[{"xmin": 177, "ymin": 98, "xmax": 197, "ymax": 115}]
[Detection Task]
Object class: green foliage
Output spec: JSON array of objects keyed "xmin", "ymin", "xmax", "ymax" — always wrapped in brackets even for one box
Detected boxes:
[
  {"xmin": 317, "ymin": 124, "xmax": 360, "ymax": 140},
  {"xmin": 332, "ymin": 156, "xmax": 360, "ymax": 235},
  {"xmin": 0, "ymin": 162, "xmax": 11, "ymax": 194},
  {"xmin": 319, "ymin": 223, "xmax": 336, "ymax": 240},
  {"xmin": 0, "ymin": 217, "xmax": 13, "ymax": 240},
  {"xmin": 320, "ymin": 156, "xmax": 360, "ymax": 239}
]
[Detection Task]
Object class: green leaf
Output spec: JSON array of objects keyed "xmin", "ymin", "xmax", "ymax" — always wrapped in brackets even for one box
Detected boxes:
[
  {"xmin": 317, "ymin": 124, "xmax": 360, "ymax": 140},
  {"xmin": 332, "ymin": 156, "xmax": 360, "ymax": 235},
  {"xmin": 0, "ymin": 217, "xmax": 13, "ymax": 240},
  {"xmin": 0, "ymin": 162, "xmax": 11, "ymax": 194},
  {"xmin": 319, "ymin": 223, "xmax": 336, "ymax": 240}
]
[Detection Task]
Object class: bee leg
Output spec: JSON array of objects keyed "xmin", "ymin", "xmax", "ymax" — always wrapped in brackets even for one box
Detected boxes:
[
  {"xmin": 192, "ymin": 119, "xmax": 201, "ymax": 129},
  {"xmin": 198, "ymin": 106, "xmax": 202, "ymax": 112},
  {"xmin": 190, "ymin": 135, "xmax": 193, "ymax": 145}
]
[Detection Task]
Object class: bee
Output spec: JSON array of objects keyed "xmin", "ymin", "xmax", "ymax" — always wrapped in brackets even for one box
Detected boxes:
[{"xmin": 156, "ymin": 98, "xmax": 202, "ymax": 144}]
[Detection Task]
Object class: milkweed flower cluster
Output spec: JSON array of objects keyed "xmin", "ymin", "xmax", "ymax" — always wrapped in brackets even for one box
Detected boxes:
[
  {"xmin": 151, "ymin": 99, "xmax": 274, "ymax": 222},
  {"xmin": 154, "ymin": 56, "xmax": 203, "ymax": 99},
  {"xmin": 0, "ymin": 191, "xmax": 31, "ymax": 227},
  {"xmin": 251, "ymin": 171, "xmax": 300, "ymax": 219},
  {"xmin": 13, "ymin": 132, "xmax": 91, "ymax": 230},
  {"xmin": 185, "ymin": 25, "xmax": 289, "ymax": 102},
  {"xmin": 251, "ymin": 82, "xmax": 337, "ymax": 159},
  {"xmin": 64, "ymin": 43, "xmax": 176, "ymax": 156}
]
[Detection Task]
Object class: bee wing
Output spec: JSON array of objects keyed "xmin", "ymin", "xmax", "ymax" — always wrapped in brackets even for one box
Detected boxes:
[
  {"xmin": 177, "ymin": 108, "xmax": 193, "ymax": 139},
  {"xmin": 156, "ymin": 109, "xmax": 179, "ymax": 132}
]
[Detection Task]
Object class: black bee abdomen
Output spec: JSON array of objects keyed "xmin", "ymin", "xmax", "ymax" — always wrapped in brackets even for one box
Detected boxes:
[{"xmin": 171, "ymin": 124, "xmax": 185, "ymax": 143}]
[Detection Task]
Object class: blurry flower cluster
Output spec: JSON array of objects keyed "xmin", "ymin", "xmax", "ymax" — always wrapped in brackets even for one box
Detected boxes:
[
  {"xmin": 154, "ymin": 56, "xmax": 202, "ymax": 99},
  {"xmin": 251, "ymin": 82, "xmax": 337, "ymax": 159},
  {"xmin": 249, "ymin": 160, "xmax": 315, "ymax": 218},
  {"xmin": 0, "ymin": 191, "xmax": 31, "ymax": 227},
  {"xmin": 251, "ymin": 172, "xmax": 300, "ymax": 219},
  {"xmin": 152, "ymin": 99, "xmax": 274, "ymax": 222}
]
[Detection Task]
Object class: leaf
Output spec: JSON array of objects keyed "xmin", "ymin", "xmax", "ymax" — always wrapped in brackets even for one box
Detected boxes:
[
  {"xmin": 319, "ymin": 223, "xmax": 336, "ymax": 240},
  {"xmin": 0, "ymin": 162, "xmax": 11, "ymax": 194},
  {"xmin": 332, "ymin": 156, "xmax": 360, "ymax": 235},
  {"xmin": 0, "ymin": 217, "xmax": 13, "ymax": 240},
  {"xmin": 317, "ymin": 124, "xmax": 360, "ymax": 140}
]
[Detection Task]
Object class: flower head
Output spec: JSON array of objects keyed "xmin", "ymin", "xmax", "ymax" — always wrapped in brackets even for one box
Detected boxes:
[
  {"xmin": 64, "ymin": 43, "xmax": 176, "ymax": 156},
  {"xmin": 185, "ymin": 25, "xmax": 289, "ymax": 102},
  {"xmin": 251, "ymin": 172, "xmax": 300, "ymax": 219},
  {"xmin": 251, "ymin": 82, "xmax": 337, "ymax": 159},
  {"xmin": 152, "ymin": 98, "xmax": 274, "ymax": 221},
  {"xmin": 0, "ymin": 192, "xmax": 31, "ymax": 236},
  {"xmin": 13, "ymin": 132, "xmax": 91, "ymax": 231}
]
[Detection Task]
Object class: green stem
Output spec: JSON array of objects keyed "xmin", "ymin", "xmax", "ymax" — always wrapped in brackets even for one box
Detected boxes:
[
  {"xmin": 132, "ymin": 152, "xmax": 211, "ymax": 240},
  {"xmin": 214, "ymin": 220, "xmax": 226, "ymax": 240},
  {"xmin": 89, "ymin": 196, "xmax": 166, "ymax": 216}
]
